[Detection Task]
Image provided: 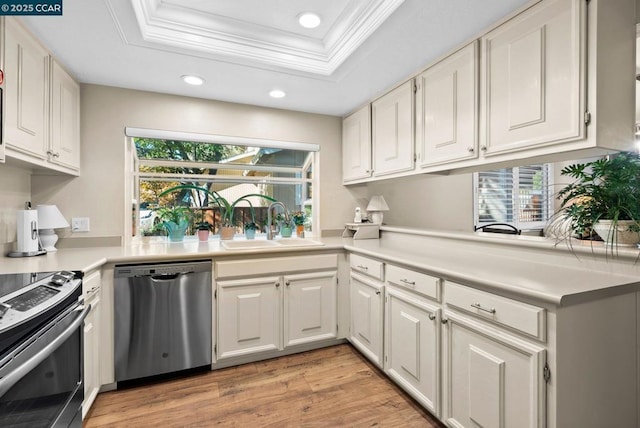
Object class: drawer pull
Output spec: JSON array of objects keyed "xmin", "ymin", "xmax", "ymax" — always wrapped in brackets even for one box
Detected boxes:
[
  {"xmin": 375, "ymin": 290, "xmax": 381, "ymax": 295},
  {"xmin": 471, "ymin": 302, "xmax": 496, "ymax": 314},
  {"xmin": 356, "ymin": 265, "xmax": 369, "ymax": 270},
  {"xmin": 441, "ymin": 318, "xmax": 448, "ymax": 325},
  {"xmin": 428, "ymin": 314, "xmax": 436, "ymax": 321},
  {"xmin": 400, "ymin": 279, "xmax": 416, "ymax": 287}
]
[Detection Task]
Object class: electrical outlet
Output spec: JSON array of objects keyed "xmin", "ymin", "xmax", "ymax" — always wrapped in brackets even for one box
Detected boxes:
[{"xmin": 71, "ymin": 217, "xmax": 90, "ymax": 232}]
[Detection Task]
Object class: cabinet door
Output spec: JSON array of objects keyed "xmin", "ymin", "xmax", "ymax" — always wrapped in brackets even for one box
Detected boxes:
[
  {"xmin": 83, "ymin": 293, "xmax": 101, "ymax": 419},
  {"xmin": 417, "ymin": 42, "xmax": 478, "ymax": 167},
  {"xmin": 372, "ymin": 79, "xmax": 414, "ymax": 177},
  {"xmin": 217, "ymin": 276, "xmax": 281, "ymax": 359},
  {"xmin": 342, "ymin": 104, "xmax": 372, "ymax": 182},
  {"xmin": 385, "ymin": 286, "xmax": 440, "ymax": 416},
  {"xmin": 443, "ymin": 311, "xmax": 546, "ymax": 428},
  {"xmin": 284, "ymin": 271, "xmax": 337, "ymax": 347},
  {"xmin": 481, "ymin": 0, "xmax": 585, "ymax": 155},
  {"xmin": 4, "ymin": 18, "xmax": 49, "ymax": 160},
  {"xmin": 349, "ymin": 272, "xmax": 383, "ymax": 367},
  {"xmin": 50, "ymin": 59, "xmax": 80, "ymax": 171}
]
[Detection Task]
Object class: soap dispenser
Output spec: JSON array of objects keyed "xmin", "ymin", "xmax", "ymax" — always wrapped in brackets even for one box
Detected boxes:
[{"xmin": 354, "ymin": 207, "xmax": 362, "ymax": 223}]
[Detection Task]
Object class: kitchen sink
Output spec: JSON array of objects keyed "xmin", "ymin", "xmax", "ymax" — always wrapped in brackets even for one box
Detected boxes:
[
  {"xmin": 275, "ymin": 238, "xmax": 325, "ymax": 247},
  {"xmin": 221, "ymin": 240, "xmax": 280, "ymax": 250}
]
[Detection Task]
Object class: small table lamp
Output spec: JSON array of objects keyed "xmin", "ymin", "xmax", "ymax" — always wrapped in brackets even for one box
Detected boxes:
[
  {"xmin": 36, "ymin": 205, "xmax": 69, "ymax": 252},
  {"xmin": 367, "ymin": 195, "xmax": 389, "ymax": 225}
]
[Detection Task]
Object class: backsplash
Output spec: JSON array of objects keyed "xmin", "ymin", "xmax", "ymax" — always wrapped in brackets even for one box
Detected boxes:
[{"xmin": 0, "ymin": 165, "xmax": 32, "ymax": 246}]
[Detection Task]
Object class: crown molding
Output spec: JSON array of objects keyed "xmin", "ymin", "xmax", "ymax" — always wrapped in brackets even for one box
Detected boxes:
[{"xmin": 130, "ymin": 0, "xmax": 405, "ymax": 75}]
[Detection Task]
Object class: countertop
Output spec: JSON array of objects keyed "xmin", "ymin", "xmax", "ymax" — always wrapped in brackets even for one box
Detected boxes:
[{"xmin": 2, "ymin": 230, "xmax": 639, "ymax": 307}]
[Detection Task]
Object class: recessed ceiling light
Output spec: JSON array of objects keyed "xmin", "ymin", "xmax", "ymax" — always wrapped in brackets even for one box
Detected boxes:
[
  {"xmin": 181, "ymin": 75, "xmax": 204, "ymax": 86},
  {"xmin": 298, "ymin": 12, "xmax": 321, "ymax": 29},
  {"xmin": 269, "ymin": 89, "xmax": 286, "ymax": 98}
]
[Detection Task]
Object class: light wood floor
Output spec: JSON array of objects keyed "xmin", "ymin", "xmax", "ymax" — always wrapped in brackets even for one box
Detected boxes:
[{"xmin": 85, "ymin": 344, "xmax": 444, "ymax": 427}]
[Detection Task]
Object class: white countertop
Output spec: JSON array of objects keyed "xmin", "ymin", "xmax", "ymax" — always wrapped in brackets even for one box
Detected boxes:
[{"xmin": 2, "ymin": 230, "xmax": 639, "ymax": 307}]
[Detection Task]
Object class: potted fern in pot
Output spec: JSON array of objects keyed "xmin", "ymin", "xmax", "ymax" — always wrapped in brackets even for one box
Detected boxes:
[{"xmin": 557, "ymin": 152, "xmax": 640, "ymax": 247}]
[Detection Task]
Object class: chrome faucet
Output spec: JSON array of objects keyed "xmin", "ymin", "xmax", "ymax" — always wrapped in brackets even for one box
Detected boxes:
[{"xmin": 267, "ymin": 201, "xmax": 290, "ymax": 240}]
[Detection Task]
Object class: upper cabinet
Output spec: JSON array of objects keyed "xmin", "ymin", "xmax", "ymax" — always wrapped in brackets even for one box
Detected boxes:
[
  {"xmin": 2, "ymin": 17, "xmax": 80, "ymax": 175},
  {"xmin": 416, "ymin": 42, "xmax": 479, "ymax": 168},
  {"xmin": 342, "ymin": 104, "xmax": 372, "ymax": 183},
  {"xmin": 50, "ymin": 59, "xmax": 80, "ymax": 171},
  {"xmin": 481, "ymin": 0, "xmax": 585, "ymax": 156},
  {"xmin": 372, "ymin": 79, "xmax": 415, "ymax": 177},
  {"xmin": 4, "ymin": 18, "xmax": 49, "ymax": 162},
  {"xmin": 343, "ymin": 0, "xmax": 636, "ymax": 182}
]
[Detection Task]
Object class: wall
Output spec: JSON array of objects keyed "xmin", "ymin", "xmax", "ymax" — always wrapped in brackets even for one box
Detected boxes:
[
  {"xmin": 31, "ymin": 84, "xmax": 349, "ymax": 242},
  {"xmin": 346, "ymin": 173, "xmax": 474, "ymax": 231},
  {"xmin": 0, "ymin": 165, "xmax": 31, "ymax": 249}
]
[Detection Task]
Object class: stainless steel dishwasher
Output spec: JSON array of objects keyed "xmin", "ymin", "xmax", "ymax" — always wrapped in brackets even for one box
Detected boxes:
[{"xmin": 114, "ymin": 260, "xmax": 212, "ymax": 383}]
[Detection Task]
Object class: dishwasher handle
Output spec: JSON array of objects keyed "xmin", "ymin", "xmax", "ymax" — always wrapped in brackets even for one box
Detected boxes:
[{"xmin": 149, "ymin": 271, "xmax": 194, "ymax": 281}]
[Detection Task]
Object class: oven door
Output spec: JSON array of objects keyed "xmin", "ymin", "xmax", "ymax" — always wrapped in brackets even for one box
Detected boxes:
[{"xmin": 0, "ymin": 303, "xmax": 90, "ymax": 427}]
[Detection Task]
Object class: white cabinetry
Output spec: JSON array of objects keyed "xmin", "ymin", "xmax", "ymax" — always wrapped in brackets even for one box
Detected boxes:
[
  {"xmin": 2, "ymin": 17, "xmax": 80, "ymax": 175},
  {"xmin": 50, "ymin": 59, "xmax": 80, "ymax": 171},
  {"xmin": 416, "ymin": 42, "xmax": 478, "ymax": 168},
  {"xmin": 349, "ymin": 272, "xmax": 384, "ymax": 367},
  {"xmin": 215, "ymin": 254, "xmax": 338, "ymax": 361},
  {"xmin": 372, "ymin": 79, "xmax": 415, "ymax": 177},
  {"xmin": 82, "ymin": 269, "xmax": 102, "ymax": 419},
  {"xmin": 342, "ymin": 104, "xmax": 371, "ymax": 183},
  {"xmin": 3, "ymin": 17, "xmax": 49, "ymax": 162},
  {"xmin": 385, "ymin": 285, "xmax": 440, "ymax": 416},
  {"xmin": 442, "ymin": 311, "xmax": 546, "ymax": 428},
  {"xmin": 284, "ymin": 271, "xmax": 337, "ymax": 347},
  {"xmin": 481, "ymin": 0, "xmax": 585, "ymax": 156},
  {"xmin": 217, "ymin": 276, "xmax": 281, "ymax": 359}
]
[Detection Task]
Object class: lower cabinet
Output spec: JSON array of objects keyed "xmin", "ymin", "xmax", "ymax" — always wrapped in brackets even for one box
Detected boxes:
[
  {"xmin": 217, "ymin": 276, "xmax": 282, "ymax": 359},
  {"xmin": 349, "ymin": 271, "xmax": 384, "ymax": 367},
  {"xmin": 442, "ymin": 311, "xmax": 546, "ymax": 428},
  {"xmin": 384, "ymin": 285, "xmax": 441, "ymax": 416},
  {"xmin": 82, "ymin": 270, "xmax": 102, "ymax": 418},
  {"xmin": 215, "ymin": 255, "xmax": 338, "ymax": 361}
]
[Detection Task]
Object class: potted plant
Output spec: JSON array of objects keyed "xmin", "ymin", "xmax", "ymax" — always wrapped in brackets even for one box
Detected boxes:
[
  {"xmin": 159, "ymin": 184, "xmax": 276, "ymax": 241},
  {"xmin": 291, "ymin": 211, "xmax": 306, "ymax": 238},
  {"xmin": 196, "ymin": 221, "xmax": 211, "ymax": 242},
  {"xmin": 155, "ymin": 206, "xmax": 192, "ymax": 242},
  {"xmin": 274, "ymin": 213, "xmax": 292, "ymax": 238},
  {"xmin": 244, "ymin": 221, "xmax": 259, "ymax": 240},
  {"xmin": 557, "ymin": 152, "xmax": 640, "ymax": 247}
]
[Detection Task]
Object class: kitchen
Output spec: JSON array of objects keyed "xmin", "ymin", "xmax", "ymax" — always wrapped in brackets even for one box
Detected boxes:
[{"xmin": 0, "ymin": 0, "xmax": 639, "ymax": 427}]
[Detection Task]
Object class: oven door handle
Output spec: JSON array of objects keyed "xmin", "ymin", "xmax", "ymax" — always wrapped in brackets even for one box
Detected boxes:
[{"xmin": 0, "ymin": 304, "xmax": 90, "ymax": 397}]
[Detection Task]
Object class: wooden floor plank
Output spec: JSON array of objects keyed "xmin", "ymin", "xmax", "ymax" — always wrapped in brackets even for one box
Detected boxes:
[{"xmin": 85, "ymin": 344, "xmax": 443, "ymax": 427}]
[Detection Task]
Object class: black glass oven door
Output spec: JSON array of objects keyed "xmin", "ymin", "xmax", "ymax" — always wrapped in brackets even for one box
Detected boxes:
[{"xmin": 0, "ymin": 304, "xmax": 89, "ymax": 427}]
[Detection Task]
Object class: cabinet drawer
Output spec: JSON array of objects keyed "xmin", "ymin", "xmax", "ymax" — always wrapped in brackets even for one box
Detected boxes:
[
  {"xmin": 386, "ymin": 264, "xmax": 440, "ymax": 301},
  {"xmin": 446, "ymin": 282, "xmax": 546, "ymax": 341},
  {"xmin": 82, "ymin": 270, "xmax": 101, "ymax": 300},
  {"xmin": 350, "ymin": 254, "xmax": 383, "ymax": 281}
]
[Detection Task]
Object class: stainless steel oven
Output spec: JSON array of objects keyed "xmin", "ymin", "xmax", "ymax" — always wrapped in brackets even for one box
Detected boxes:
[{"xmin": 0, "ymin": 271, "xmax": 87, "ymax": 427}]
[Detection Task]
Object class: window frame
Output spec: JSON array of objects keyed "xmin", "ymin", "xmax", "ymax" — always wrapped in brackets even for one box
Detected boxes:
[{"xmin": 473, "ymin": 164, "xmax": 554, "ymax": 231}]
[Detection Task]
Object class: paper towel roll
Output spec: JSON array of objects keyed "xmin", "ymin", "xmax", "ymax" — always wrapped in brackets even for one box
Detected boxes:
[{"xmin": 17, "ymin": 210, "xmax": 39, "ymax": 253}]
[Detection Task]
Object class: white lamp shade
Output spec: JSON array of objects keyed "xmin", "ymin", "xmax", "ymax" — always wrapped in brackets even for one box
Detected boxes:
[
  {"xmin": 366, "ymin": 195, "xmax": 389, "ymax": 212},
  {"xmin": 36, "ymin": 205, "xmax": 69, "ymax": 252},
  {"xmin": 36, "ymin": 205, "xmax": 69, "ymax": 229}
]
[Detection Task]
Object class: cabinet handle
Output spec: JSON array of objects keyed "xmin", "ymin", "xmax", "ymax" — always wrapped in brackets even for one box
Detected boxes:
[
  {"xmin": 441, "ymin": 318, "xmax": 448, "ymax": 325},
  {"xmin": 400, "ymin": 278, "xmax": 415, "ymax": 287},
  {"xmin": 471, "ymin": 302, "xmax": 496, "ymax": 314},
  {"xmin": 356, "ymin": 265, "xmax": 368, "ymax": 270},
  {"xmin": 467, "ymin": 147, "xmax": 474, "ymax": 153},
  {"xmin": 46, "ymin": 150, "xmax": 54, "ymax": 156},
  {"xmin": 375, "ymin": 290, "xmax": 381, "ymax": 295},
  {"xmin": 53, "ymin": 152, "xmax": 60, "ymax": 158},
  {"xmin": 480, "ymin": 146, "xmax": 487, "ymax": 152},
  {"xmin": 285, "ymin": 281, "xmax": 290, "ymax": 287},
  {"xmin": 275, "ymin": 282, "xmax": 280, "ymax": 288},
  {"xmin": 428, "ymin": 314, "xmax": 436, "ymax": 321}
]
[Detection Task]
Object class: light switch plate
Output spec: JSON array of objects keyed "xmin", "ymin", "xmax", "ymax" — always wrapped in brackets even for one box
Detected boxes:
[{"xmin": 71, "ymin": 217, "xmax": 90, "ymax": 232}]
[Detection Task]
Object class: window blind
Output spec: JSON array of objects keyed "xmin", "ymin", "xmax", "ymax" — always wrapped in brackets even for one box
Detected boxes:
[{"xmin": 474, "ymin": 164, "xmax": 553, "ymax": 230}]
